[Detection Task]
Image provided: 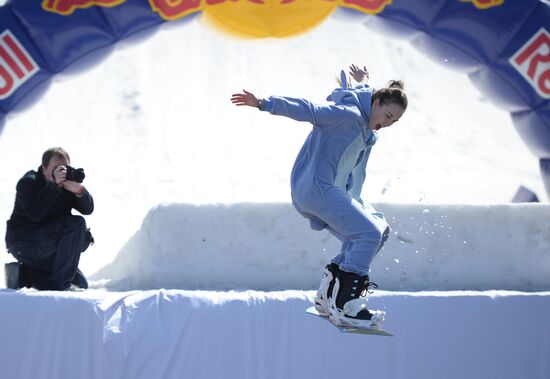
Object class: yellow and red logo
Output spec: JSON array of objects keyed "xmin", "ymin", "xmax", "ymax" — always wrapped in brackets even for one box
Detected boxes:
[
  {"xmin": 162, "ymin": 0, "xmax": 392, "ymax": 38},
  {"xmin": 460, "ymin": 0, "xmax": 504, "ymax": 10},
  {"xmin": 337, "ymin": 0, "xmax": 392, "ymax": 15},
  {"xmin": 42, "ymin": 0, "xmax": 126, "ymax": 15},
  {"xmin": 42, "ymin": 0, "xmax": 393, "ymax": 38}
]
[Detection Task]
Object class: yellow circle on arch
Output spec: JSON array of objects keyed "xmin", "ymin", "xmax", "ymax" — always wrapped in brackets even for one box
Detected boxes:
[{"xmin": 203, "ymin": 1, "xmax": 338, "ymax": 39}]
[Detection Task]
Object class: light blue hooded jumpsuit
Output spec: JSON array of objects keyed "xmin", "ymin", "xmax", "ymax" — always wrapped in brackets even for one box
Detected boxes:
[{"xmin": 260, "ymin": 83, "xmax": 390, "ymax": 276}]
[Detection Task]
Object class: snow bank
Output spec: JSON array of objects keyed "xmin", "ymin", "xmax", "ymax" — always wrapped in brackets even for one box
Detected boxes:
[
  {"xmin": 1, "ymin": 289, "xmax": 548, "ymax": 379},
  {"xmin": 92, "ymin": 203, "xmax": 550, "ymax": 291}
]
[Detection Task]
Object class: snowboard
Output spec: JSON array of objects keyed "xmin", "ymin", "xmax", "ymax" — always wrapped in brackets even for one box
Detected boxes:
[{"xmin": 306, "ymin": 306, "xmax": 394, "ymax": 337}]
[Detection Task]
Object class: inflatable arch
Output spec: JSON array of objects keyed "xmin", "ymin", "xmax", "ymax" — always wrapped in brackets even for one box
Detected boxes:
[{"xmin": 0, "ymin": 0, "xmax": 549, "ymax": 198}]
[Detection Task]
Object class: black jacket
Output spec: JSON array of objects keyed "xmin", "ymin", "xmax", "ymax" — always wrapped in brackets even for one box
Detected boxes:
[{"xmin": 5, "ymin": 167, "xmax": 94, "ymax": 246}]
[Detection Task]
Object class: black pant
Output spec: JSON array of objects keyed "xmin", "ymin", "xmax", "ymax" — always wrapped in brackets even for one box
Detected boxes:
[{"xmin": 9, "ymin": 215, "xmax": 86, "ymax": 290}]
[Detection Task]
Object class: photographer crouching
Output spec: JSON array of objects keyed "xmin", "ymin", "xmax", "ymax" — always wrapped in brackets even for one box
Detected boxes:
[{"xmin": 4, "ymin": 147, "xmax": 94, "ymax": 291}]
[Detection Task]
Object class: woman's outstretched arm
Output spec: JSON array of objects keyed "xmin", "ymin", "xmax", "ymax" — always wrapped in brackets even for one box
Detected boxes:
[{"xmin": 231, "ymin": 90, "xmax": 358, "ymax": 127}]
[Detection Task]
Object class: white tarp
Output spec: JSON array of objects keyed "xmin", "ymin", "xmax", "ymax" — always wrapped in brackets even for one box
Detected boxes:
[{"xmin": 1, "ymin": 289, "xmax": 549, "ymax": 379}]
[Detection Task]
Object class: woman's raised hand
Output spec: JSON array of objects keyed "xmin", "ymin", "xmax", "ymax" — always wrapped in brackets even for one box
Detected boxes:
[
  {"xmin": 349, "ymin": 64, "xmax": 369, "ymax": 83},
  {"xmin": 231, "ymin": 90, "xmax": 259, "ymax": 107}
]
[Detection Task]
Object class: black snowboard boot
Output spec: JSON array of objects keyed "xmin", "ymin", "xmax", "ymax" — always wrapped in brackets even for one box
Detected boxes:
[
  {"xmin": 314, "ymin": 263, "xmax": 339, "ymax": 316},
  {"xmin": 329, "ymin": 270, "xmax": 385, "ymax": 328}
]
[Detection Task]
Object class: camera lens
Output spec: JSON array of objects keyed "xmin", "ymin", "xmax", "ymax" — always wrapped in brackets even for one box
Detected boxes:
[
  {"xmin": 66, "ymin": 166, "xmax": 85, "ymax": 183},
  {"xmin": 72, "ymin": 168, "xmax": 85, "ymax": 183}
]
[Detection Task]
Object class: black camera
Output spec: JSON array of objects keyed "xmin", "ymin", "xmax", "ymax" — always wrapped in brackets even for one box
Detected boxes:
[{"xmin": 65, "ymin": 166, "xmax": 85, "ymax": 183}]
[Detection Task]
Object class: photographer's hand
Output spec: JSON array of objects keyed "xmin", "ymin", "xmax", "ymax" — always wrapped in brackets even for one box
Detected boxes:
[
  {"xmin": 63, "ymin": 181, "xmax": 85, "ymax": 197},
  {"xmin": 52, "ymin": 165, "xmax": 67, "ymax": 187}
]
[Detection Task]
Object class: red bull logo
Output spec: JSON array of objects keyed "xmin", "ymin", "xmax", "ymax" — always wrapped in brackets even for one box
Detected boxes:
[
  {"xmin": 338, "ymin": 0, "xmax": 391, "ymax": 15},
  {"xmin": 149, "ymin": 0, "xmax": 202, "ymax": 20},
  {"xmin": 510, "ymin": 28, "xmax": 550, "ymax": 99},
  {"xmin": 41, "ymin": 0, "xmax": 394, "ymax": 38},
  {"xmin": 148, "ymin": 0, "xmax": 392, "ymax": 20},
  {"xmin": 460, "ymin": 0, "xmax": 504, "ymax": 10},
  {"xmin": 0, "ymin": 30, "xmax": 39, "ymax": 100},
  {"xmin": 149, "ymin": 0, "xmax": 392, "ymax": 20},
  {"xmin": 42, "ymin": 0, "xmax": 393, "ymax": 38},
  {"xmin": 42, "ymin": 0, "xmax": 126, "ymax": 15},
  {"xmin": 42, "ymin": 0, "xmax": 392, "ymax": 20}
]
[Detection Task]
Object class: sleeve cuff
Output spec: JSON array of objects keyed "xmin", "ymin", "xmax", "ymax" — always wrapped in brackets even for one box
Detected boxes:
[{"xmin": 260, "ymin": 97, "xmax": 274, "ymax": 112}]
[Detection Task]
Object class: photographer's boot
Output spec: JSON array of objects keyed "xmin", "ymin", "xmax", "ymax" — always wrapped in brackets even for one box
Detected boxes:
[
  {"xmin": 82, "ymin": 228, "xmax": 94, "ymax": 252},
  {"xmin": 4, "ymin": 262, "xmax": 20, "ymax": 289},
  {"xmin": 70, "ymin": 268, "xmax": 88, "ymax": 290}
]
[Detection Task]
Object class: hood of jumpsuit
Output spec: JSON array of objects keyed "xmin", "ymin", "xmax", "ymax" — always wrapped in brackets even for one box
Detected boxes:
[
  {"xmin": 325, "ymin": 84, "xmax": 378, "ymax": 149},
  {"xmin": 326, "ymin": 84, "xmax": 374, "ymax": 124}
]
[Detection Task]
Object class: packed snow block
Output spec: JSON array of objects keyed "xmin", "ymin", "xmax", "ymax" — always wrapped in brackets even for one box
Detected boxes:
[
  {"xmin": 94, "ymin": 203, "xmax": 334, "ymax": 290},
  {"xmin": 512, "ymin": 185, "xmax": 539, "ymax": 202},
  {"xmin": 541, "ymin": 158, "xmax": 550, "ymax": 200},
  {"xmin": 1, "ymin": 289, "xmax": 549, "ymax": 379},
  {"xmin": 92, "ymin": 203, "xmax": 550, "ymax": 291}
]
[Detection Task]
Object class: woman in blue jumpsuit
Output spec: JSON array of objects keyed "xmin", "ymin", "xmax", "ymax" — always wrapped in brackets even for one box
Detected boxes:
[{"xmin": 231, "ymin": 65, "xmax": 407, "ymax": 328}]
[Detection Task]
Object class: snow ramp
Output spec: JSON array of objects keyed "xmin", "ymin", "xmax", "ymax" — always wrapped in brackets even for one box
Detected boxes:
[{"xmin": 93, "ymin": 202, "xmax": 550, "ymax": 292}]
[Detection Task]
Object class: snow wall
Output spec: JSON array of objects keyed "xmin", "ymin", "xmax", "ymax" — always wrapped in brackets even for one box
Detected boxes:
[{"xmin": 92, "ymin": 202, "xmax": 550, "ymax": 292}]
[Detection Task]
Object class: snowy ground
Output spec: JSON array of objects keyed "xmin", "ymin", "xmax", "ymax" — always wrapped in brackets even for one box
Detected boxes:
[{"xmin": 0, "ymin": 15, "xmax": 545, "ymax": 280}]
